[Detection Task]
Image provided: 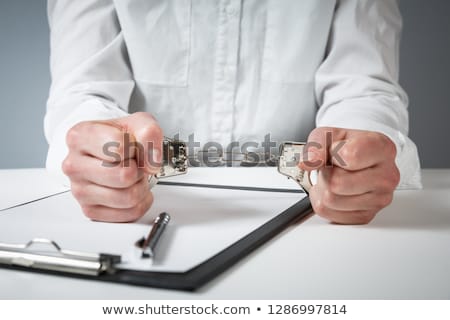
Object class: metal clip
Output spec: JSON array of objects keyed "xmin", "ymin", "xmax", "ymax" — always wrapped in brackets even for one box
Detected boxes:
[
  {"xmin": 149, "ymin": 138, "xmax": 188, "ymax": 188},
  {"xmin": 0, "ymin": 238, "xmax": 121, "ymax": 276},
  {"xmin": 148, "ymin": 139, "xmax": 313, "ymax": 194},
  {"xmin": 277, "ymin": 142, "xmax": 313, "ymax": 194}
]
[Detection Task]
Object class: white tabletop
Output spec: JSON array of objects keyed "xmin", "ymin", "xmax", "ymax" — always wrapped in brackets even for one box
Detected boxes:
[{"xmin": 0, "ymin": 168, "xmax": 449, "ymax": 299}]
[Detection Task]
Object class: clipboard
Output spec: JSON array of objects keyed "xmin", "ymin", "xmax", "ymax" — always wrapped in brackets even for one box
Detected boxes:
[{"xmin": 0, "ymin": 169, "xmax": 313, "ymax": 291}]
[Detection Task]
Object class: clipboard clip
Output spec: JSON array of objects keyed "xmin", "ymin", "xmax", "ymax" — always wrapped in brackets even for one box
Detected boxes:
[
  {"xmin": 0, "ymin": 238, "xmax": 121, "ymax": 276},
  {"xmin": 147, "ymin": 138, "xmax": 314, "ymax": 194},
  {"xmin": 278, "ymin": 142, "xmax": 314, "ymax": 194},
  {"xmin": 149, "ymin": 138, "xmax": 188, "ymax": 188}
]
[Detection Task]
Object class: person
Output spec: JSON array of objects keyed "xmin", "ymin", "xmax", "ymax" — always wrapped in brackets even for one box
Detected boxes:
[{"xmin": 45, "ymin": 0, "xmax": 421, "ymax": 224}]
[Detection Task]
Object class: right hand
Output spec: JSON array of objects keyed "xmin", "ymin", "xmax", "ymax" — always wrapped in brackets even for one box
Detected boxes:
[{"xmin": 62, "ymin": 112, "xmax": 163, "ymax": 222}]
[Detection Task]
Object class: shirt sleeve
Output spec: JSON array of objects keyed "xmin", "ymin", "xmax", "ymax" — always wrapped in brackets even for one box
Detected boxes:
[
  {"xmin": 45, "ymin": 0, "xmax": 133, "ymax": 186},
  {"xmin": 314, "ymin": 0, "xmax": 422, "ymax": 189}
]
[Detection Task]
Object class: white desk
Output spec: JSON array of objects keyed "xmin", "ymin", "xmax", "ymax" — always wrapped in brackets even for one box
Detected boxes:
[{"xmin": 0, "ymin": 168, "xmax": 449, "ymax": 299}]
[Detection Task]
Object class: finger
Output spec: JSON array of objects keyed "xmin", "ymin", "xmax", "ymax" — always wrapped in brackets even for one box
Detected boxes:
[
  {"xmin": 115, "ymin": 112, "xmax": 163, "ymax": 174},
  {"xmin": 333, "ymin": 132, "xmax": 396, "ymax": 171},
  {"xmin": 66, "ymin": 120, "xmax": 135, "ymax": 161},
  {"xmin": 71, "ymin": 177, "xmax": 150, "ymax": 209},
  {"xmin": 320, "ymin": 165, "xmax": 399, "ymax": 196},
  {"xmin": 309, "ymin": 187, "xmax": 378, "ymax": 225},
  {"xmin": 299, "ymin": 127, "xmax": 345, "ymax": 171},
  {"xmin": 318, "ymin": 188, "xmax": 393, "ymax": 212},
  {"xmin": 314, "ymin": 206, "xmax": 378, "ymax": 225},
  {"xmin": 63, "ymin": 154, "xmax": 145, "ymax": 188},
  {"xmin": 81, "ymin": 192, "xmax": 154, "ymax": 223}
]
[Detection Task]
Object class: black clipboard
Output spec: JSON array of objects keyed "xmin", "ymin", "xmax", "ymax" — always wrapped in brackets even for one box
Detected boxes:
[{"xmin": 0, "ymin": 186, "xmax": 313, "ymax": 291}]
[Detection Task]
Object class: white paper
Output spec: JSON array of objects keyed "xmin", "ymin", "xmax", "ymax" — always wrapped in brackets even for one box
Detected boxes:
[
  {"xmin": 0, "ymin": 168, "xmax": 305, "ymax": 272},
  {"xmin": 162, "ymin": 167, "xmax": 302, "ymax": 189},
  {"xmin": 0, "ymin": 169, "xmax": 69, "ymax": 211}
]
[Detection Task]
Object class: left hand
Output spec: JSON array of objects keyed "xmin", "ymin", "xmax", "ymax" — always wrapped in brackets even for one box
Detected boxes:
[{"xmin": 299, "ymin": 127, "xmax": 400, "ymax": 224}]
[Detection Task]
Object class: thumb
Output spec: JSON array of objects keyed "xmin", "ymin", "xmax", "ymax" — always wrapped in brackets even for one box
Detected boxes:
[
  {"xmin": 115, "ymin": 112, "xmax": 164, "ymax": 175},
  {"xmin": 299, "ymin": 127, "xmax": 345, "ymax": 171}
]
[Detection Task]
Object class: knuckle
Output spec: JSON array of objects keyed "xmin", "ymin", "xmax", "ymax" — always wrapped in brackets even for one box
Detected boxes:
[
  {"xmin": 327, "ymin": 173, "xmax": 342, "ymax": 195},
  {"xmin": 143, "ymin": 124, "xmax": 164, "ymax": 143},
  {"xmin": 368, "ymin": 131, "xmax": 384, "ymax": 143},
  {"xmin": 134, "ymin": 111, "xmax": 155, "ymax": 121},
  {"xmin": 307, "ymin": 127, "xmax": 324, "ymax": 144},
  {"xmin": 62, "ymin": 157, "xmax": 76, "ymax": 176},
  {"xmin": 71, "ymin": 184, "xmax": 85, "ymax": 200},
  {"xmin": 380, "ymin": 165, "xmax": 401, "ymax": 191},
  {"xmin": 379, "ymin": 133, "xmax": 397, "ymax": 158},
  {"xmin": 66, "ymin": 122, "xmax": 86, "ymax": 149},
  {"xmin": 391, "ymin": 166, "xmax": 401, "ymax": 188},
  {"xmin": 129, "ymin": 210, "xmax": 144, "ymax": 222},
  {"xmin": 313, "ymin": 197, "xmax": 327, "ymax": 214},
  {"xmin": 309, "ymin": 126, "xmax": 332, "ymax": 139},
  {"xmin": 123, "ymin": 185, "xmax": 142, "ymax": 207},
  {"xmin": 141, "ymin": 193, "xmax": 154, "ymax": 213},
  {"xmin": 340, "ymin": 145, "xmax": 358, "ymax": 168},
  {"xmin": 357, "ymin": 211, "xmax": 377, "ymax": 225},
  {"xmin": 81, "ymin": 205, "xmax": 97, "ymax": 220},
  {"xmin": 309, "ymin": 188, "xmax": 323, "ymax": 214},
  {"xmin": 377, "ymin": 193, "xmax": 394, "ymax": 209},
  {"xmin": 321, "ymin": 190, "xmax": 335, "ymax": 208},
  {"xmin": 128, "ymin": 200, "xmax": 150, "ymax": 222}
]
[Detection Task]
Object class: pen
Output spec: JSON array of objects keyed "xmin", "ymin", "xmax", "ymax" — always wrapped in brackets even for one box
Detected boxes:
[{"xmin": 141, "ymin": 212, "xmax": 170, "ymax": 258}]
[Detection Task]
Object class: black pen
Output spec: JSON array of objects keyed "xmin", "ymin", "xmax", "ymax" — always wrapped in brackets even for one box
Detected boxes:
[{"xmin": 141, "ymin": 212, "xmax": 171, "ymax": 258}]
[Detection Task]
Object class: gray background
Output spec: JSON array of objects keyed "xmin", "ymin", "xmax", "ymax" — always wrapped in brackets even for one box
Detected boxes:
[{"xmin": 0, "ymin": 0, "xmax": 449, "ymax": 169}]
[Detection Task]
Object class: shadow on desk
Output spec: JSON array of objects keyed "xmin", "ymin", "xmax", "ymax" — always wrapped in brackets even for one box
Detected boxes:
[{"xmin": 370, "ymin": 185, "xmax": 450, "ymax": 230}]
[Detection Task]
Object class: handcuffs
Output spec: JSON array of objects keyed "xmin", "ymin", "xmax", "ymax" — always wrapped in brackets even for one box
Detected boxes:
[
  {"xmin": 149, "ymin": 139, "xmax": 314, "ymax": 194},
  {"xmin": 147, "ymin": 139, "xmax": 188, "ymax": 189}
]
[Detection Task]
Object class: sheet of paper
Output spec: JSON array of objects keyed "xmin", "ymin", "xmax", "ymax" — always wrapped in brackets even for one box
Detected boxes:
[
  {"xmin": 0, "ymin": 169, "xmax": 69, "ymax": 211},
  {"xmin": 162, "ymin": 167, "xmax": 302, "ymax": 189},
  {"xmin": 0, "ymin": 168, "xmax": 306, "ymax": 272}
]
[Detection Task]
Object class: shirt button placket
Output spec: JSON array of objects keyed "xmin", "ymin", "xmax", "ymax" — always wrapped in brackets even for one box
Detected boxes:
[{"xmin": 210, "ymin": 0, "xmax": 241, "ymax": 149}]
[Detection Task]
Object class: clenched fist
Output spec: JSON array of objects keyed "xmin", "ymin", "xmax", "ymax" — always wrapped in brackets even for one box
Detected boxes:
[
  {"xmin": 62, "ymin": 112, "xmax": 163, "ymax": 222},
  {"xmin": 300, "ymin": 127, "xmax": 400, "ymax": 225}
]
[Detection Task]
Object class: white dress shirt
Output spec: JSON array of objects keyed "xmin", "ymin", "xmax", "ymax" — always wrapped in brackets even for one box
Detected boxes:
[{"xmin": 45, "ymin": 0, "xmax": 421, "ymax": 188}]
